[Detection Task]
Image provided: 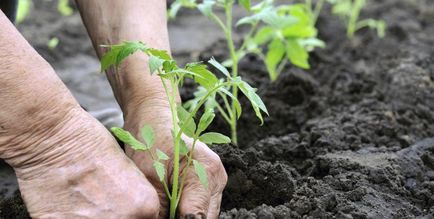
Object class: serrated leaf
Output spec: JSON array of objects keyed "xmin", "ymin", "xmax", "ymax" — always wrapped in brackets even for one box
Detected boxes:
[
  {"xmin": 153, "ymin": 161, "xmax": 166, "ymax": 182},
  {"xmin": 177, "ymin": 105, "xmax": 197, "ymax": 137},
  {"xmin": 199, "ymin": 132, "xmax": 231, "ymax": 144},
  {"xmin": 186, "ymin": 63, "xmax": 218, "ymax": 89},
  {"xmin": 156, "ymin": 149, "xmax": 170, "ymax": 160},
  {"xmin": 197, "ymin": 109, "xmax": 215, "ymax": 135},
  {"xmin": 101, "ymin": 41, "xmax": 147, "ymax": 72},
  {"xmin": 208, "ymin": 58, "xmax": 230, "ymax": 77},
  {"xmin": 286, "ymin": 39, "xmax": 310, "ymax": 69},
  {"xmin": 265, "ymin": 39, "xmax": 286, "ymax": 81},
  {"xmin": 193, "ymin": 160, "xmax": 209, "ymax": 189},
  {"xmin": 238, "ymin": 81, "xmax": 268, "ymax": 124},
  {"xmin": 148, "ymin": 49, "xmax": 172, "ymax": 60},
  {"xmin": 140, "ymin": 125, "xmax": 155, "ymax": 147},
  {"xmin": 180, "ymin": 139, "xmax": 189, "ymax": 156},
  {"xmin": 149, "ymin": 55, "xmax": 164, "ymax": 74},
  {"xmin": 111, "ymin": 127, "xmax": 147, "ymax": 151}
]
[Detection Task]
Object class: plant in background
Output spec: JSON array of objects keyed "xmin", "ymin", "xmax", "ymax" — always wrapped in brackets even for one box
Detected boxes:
[
  {"xmin": 170, "ymin": 0, "xmax": 322, "ymax": 144},
  {"xmin": 321, "ymin": 0, "xmax": 385, "ymax": 38},
  {"xmin": 101, "ymin": 41, "xmax": 267, "ymax": 219}
]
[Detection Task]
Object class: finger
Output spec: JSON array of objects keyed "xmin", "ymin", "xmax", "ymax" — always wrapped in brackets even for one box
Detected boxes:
[
  {"xmin": 207, "ymin": 192, "xmax": 223, "ymax": 219},
  {"xmin": 178, "ymin": 167, "xmax": 210, "ymax": 218},
  {"xmin": 127, "ymin": 149, "xmax": 170, "ymax": 218}
]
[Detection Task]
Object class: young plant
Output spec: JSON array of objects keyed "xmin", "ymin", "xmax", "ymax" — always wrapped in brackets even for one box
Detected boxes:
[
  {"xmin": 325, "ymin": 0, "xmax": 385, "ymax": 38},
  {"xmin": 100, "ymin": 41, "xmax": 267, "ymax": 219},
  {"xmin": 170, "ymin": 0, "xmax": 322, "ymax": 143}
]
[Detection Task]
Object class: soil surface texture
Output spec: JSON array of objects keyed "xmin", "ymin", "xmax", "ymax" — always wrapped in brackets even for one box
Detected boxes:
[{"xmin": 1, "ymin": 0, "xmax": 434, "ymax": 218}]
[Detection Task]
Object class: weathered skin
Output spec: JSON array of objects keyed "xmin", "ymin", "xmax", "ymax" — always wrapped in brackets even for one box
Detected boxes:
[
  {"xmin": 75, "ymin": 0, "xmax": 227, "ymax": 218},
  {"xmin": 0, "ymin": 0, "xmax": 227, "ymax": 218}
]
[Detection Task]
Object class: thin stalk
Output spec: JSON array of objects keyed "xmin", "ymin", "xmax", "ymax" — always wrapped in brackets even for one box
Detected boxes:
[
  {"xmin": 160, "ymin": 77, "xmax": 180, "ymax": 219},
  {"xmin": 312, "ymin": 0, "xmax": 325, "ymax": 25},
  {"xmin": 215, "ymin": 102, "xmax": 232, "ymax": 124},
  {"xmin": 175, "ymin": 138, "xmax": 198, "ymax": 206},
  {"xmin": 238, "ymin": 21, "xmax": 259, "ymax": 52},
  {"xmin": 224, "ymin": 2, "xmax": 239, "ymax": 145},
  {"xmin": 347, "ymin": 0, "xmax": 365, "ymax": 38},
  {"xmin": 175, "ymin": 82, "xmax": 231, "ymax": 142}
]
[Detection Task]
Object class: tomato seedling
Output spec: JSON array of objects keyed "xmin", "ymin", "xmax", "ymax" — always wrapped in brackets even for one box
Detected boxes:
[
  {"xmin": 325, "ymin": 0, "xmax": 385, "ymax": 38},
  {"xmin": 170, "ymin": 0, "xmax": 322, "ymax": 144},
  {"xmin": 100, "ymin": 41, "xmax": 267, "ymax": 219}
]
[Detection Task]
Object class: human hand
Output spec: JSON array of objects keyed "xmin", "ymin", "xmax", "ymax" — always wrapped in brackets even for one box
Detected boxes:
[
  {"xmin": 123, "ymin": 97, "xmax": 228, "ymax": 219},
  {"xmin": 4, "ymin": 107, "xmax": 161, "ymax": 219}
]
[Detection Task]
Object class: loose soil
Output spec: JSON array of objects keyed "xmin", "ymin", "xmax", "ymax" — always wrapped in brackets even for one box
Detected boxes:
[{"xmin": 1, "ymin": 0, "xmax": 434, "ymax": 218}]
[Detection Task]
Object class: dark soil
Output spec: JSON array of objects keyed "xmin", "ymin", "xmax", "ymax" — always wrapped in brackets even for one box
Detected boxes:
[{"xmin": 1, "ymin": 0, "xmax": 434, "ymax": 218}]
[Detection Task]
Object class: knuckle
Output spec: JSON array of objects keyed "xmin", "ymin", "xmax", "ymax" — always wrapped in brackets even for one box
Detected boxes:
[{"xmin": 205, "ymin": 152, "xmax": 228, "ymax": 187}]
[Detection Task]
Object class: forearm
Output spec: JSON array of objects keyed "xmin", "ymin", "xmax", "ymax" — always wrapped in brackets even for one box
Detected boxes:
[
  {"xmin": 0, "ymin": 12, "xmax": 88, "ymax": 172},
  {"xmin": 75, "ymin": 0, "xmax": 173, "ymax": 116}
]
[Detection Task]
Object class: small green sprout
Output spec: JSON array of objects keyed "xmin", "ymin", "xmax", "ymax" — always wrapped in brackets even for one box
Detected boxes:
[
  {"xmin": 101, "ymin": 41, "xmax": 267, "ymax": 219},
  {"xmin": 326, "ymin": 0, "xmax": 386, "ymax": 38},
  {"xmin": 170, "ymin": 0, "xmax": 320, "ymax": 143}
]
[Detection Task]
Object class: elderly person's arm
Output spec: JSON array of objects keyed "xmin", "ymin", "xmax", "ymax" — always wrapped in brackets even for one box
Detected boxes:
[
  {"xmin": 74, "ymin": 0, "xmax": 227, "ymax": 218},
  {"xmin": 0, "ymin": 11, "xmax": 160, "ymax": 218}
]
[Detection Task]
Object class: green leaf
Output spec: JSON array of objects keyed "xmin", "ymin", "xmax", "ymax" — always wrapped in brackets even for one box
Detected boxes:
[
  {"xmin": 156, "ymin": 149, "xmax": 170, "ymax": 161},
  {"xmin": 140, "ymin": 125, "xmax": 155, "ymax": 147},
  {"xmin": 180, "ymin": 139, "xmax": 190, "ymax": 156},
  {"xmin": 218, "ymin": 87, "xmax": 242, "ymax": 119},
  {"xmin": 199, "ymin": 132, "xmax": 231, "ymax": 144},
  {"xmin": 286, "ymin": 39, "xmax": 310, "ymax": 69},
  {"xmin": 111, "ymin": 127, "xmax": 147, "ymax": 151},
  {"xmin": 177, "ymin": 105, "xmax": 197, "ymax": 137},
  {"xmin": 47, "ymin": 37, "xmax": 59, "ymax": 50},
  {"xmin": 186, "ymin": 63, "xmax": 218, "ymax": 89},
  {"xmin": 265, "ymin": 39, "xmax": 286, "ymax": 81},
  {"xmin": 16, "ymin": 0, "xmax": 32, "ymax": 24},
  {"xmin": 100, "ymin": 41, "xmax": 147, "ymax": 72},
  {"xmin": 260, "ymin": 11, "xmax": 298, "ymax": 29},
  {"xmin": 198, "ymin": 1, "xmax": 214, "ymax": 18},
  {"xmin": 153, "ymin": 161, "xmax": 166, "ymax": 182},
  {"xmin": 149, "ymin": 55, "xmax": 164, "ymax": 74},
  {"xmin": 238, "ymin": 81, "xmax": 269, "ymax": 124},
  {"xmin": 193, "ymin": 160, "xmax": 209, "ymax": 189},
  {"xmin": 253, "ymin": 26, "xmax": 275, "ymax": 45},
  {"xmin": 197, "ymin": 109, "xmax": 215, "ymax": 135},
  {"xmin": 281, "ymin": 4, "xmax": 317, "ymax": 38},
  {"xmin": 208, "ymin": 58, "xmax": 230, "ymax": 77},
  {"xmin": 169, "ymin": 2, "xmax": 182, "ymax": 18},
  {"xmin": 239, "ymin": 0, "xmax": 251, "ymax": 11},
  {"xmin": 148, "ymin": 49, "xmax": 172, "ymax": 60},
  {"xmin": 57, "ymin": 0, "xmax": 73, "ymax": 16}
]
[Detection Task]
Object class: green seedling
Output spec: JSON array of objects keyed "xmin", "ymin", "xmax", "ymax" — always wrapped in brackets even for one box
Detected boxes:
[
  {"xmin": 101, "ymin": 41, "xmax": 267, "ymax": 219},
  {"xmin": 170, "ymin": 0, "xmax": 322, "ymax": 143},
  {"xmin": 326, "ymin": 0, "xmax": 385, "ymax": 38}
]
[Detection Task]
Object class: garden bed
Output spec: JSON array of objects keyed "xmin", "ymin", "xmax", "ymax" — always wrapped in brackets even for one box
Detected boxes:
[{"xmin": 1, "ymin": 0, "xmax": 434, "ymax": 218}]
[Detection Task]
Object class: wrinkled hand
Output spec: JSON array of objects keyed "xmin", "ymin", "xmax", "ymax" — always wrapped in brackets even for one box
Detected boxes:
[
  {"xmin": 10, "ymin": 108, "xmax": 161, "ymax": 219},
  {"xmin": 124, "ymin": 98, "xmax": 228, "ymax": 219}
]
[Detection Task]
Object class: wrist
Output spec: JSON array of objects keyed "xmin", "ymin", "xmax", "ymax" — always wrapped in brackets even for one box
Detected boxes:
[{"xmin": 108, "ymin": 53, "xmax": 180, "ymax": 119}]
